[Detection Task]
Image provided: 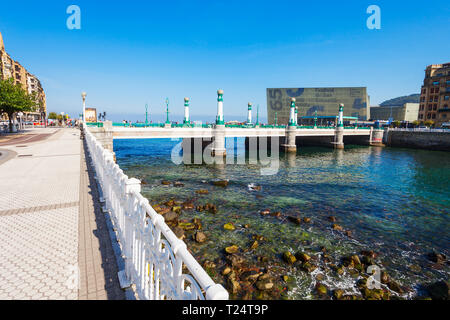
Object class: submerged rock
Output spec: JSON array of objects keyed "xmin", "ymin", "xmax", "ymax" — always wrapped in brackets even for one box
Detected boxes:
[
  {"xmin": 328, "ymin": 216, "xmax": 337, "ymax": 222},
  {"xmin": 288, "ymin": 216, "xmax": 301, "ymax": 225},
  {"xmin": 303, "ymin": 217, "xmax": 311, "ymax": 223},
  {"xmin": 301, "ymin": 262, "xmax": 317, "ymax": 273},
  {"xmin": 173, "ymin": 181, "xmax": 184, "ymax": 187},
  {"xmin": 332, "ymin": 224, "xmax": 343, "ymax": 231},
  {"xmin": 162, "ymin": 211, "xmax": 178, "ymax": 222},
  {"xmin": 259, "ymin": 209, "xmax": 271, "ymax": 216},
  {"xmin": 283, "ymin": 251, "xmax": 297, "ymax": 264},
  {"xmin": 316, "ymin": 283, "xmax": 328, "ymax": 296},
  {"xmin": 178, "ymin": 222, "xmax": 196, "ymax": 231},
  {"xmin": 212, "ymin": 180, "xmax": 229, "ymax": 187},
  {"xmin": 295, "ymin": 252, "xmax": 311, "ymax": 263},
  {"xmin": 427, "ymin": 252, "xmax": 447, "ymax": 264},
  {"xmin": 195, "ymin": 189, "xmax": 209, "ymax": 195},
  {"xmin": 225, "ymin": 245, "xmax": 240, "ymax": 254},
  {"xmin": 270, "ymin": 211, "xmax": 282, "ymax": 217},
  {"xmin": 333, "ymin": 289, "xmax": 344, "ymax": 300},
  {"xmin": 194, "ymin": 231, "xmax": 207, "ymax": 243},
  {"xmin": 182, "ymin": 202, "xmax": 195, "ymax": 210},
  {"xmin": 173, "ymin": 226, "xmax": 185, "ymax": 240},
  {"xmin": 425, "ymin": 281, "xmax": 449, "ymax": 300},
  {"xmin": 250, "ymin": 241, "xmax": 259, "ymax": 250},
  {"xmin": 223, "ymin": 223, "xmax": 236, "ymax": 231},
  {"xmin": 161, "ymin": 180, "xmax": 171, "ymax": 185}
]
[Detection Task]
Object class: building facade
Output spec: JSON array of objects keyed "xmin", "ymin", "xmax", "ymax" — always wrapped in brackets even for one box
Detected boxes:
[
  {"xmin": 266, "ymin": 87, "xmax": 370, "ymax": 125},
  {"xmin": 418, "ymin": 63, "xmax": 450, "ymax": 127},
  {"xmin": 370, "ymin": 103, "xmax": 419, "ymax": 122},
  {"xmin": 0, "ymin": 31, "xmax": 46, "ymax": 121}
]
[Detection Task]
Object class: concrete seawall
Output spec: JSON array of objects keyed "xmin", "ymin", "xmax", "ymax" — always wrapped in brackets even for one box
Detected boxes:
[{"xmin": 384, "ymin": 130, "xmax": 450, "ymax": 152}]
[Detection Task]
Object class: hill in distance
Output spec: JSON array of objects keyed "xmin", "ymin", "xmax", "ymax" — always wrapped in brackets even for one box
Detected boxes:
[{"xmin": 380, "ymin": 94, "xmax": 420, "ymax": 107}]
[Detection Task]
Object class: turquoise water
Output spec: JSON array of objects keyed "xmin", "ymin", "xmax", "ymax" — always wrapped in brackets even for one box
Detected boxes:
[{"xmin": 114, "ymin": 138, "xmax": 449, "ymax": 299}]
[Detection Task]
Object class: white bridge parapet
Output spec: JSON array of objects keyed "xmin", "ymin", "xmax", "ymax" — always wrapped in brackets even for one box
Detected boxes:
[
  {"xmin": 83, "ymin": 126, "xmax": 229, "ymax": 300},
  {"xmin": 110, "ymin": 126, "xmax": 371, "ymax": 139}
]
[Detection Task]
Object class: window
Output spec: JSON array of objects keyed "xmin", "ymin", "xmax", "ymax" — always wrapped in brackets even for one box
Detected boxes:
[
  {"xmin": 427, "ymin": 114, "xmax": 431, "ymax": 119},
  {"xmin": 445, "ymin": 96, "xmax": 450, "ymax": 101},
  {"xmin": 431, "ymin": 88, "xmax": 434, "ymax": 93},
  {"xmin": 447, "ymin": 80, "xmax": 450, "ymax": 85},
  {"xmin": 443, "ymin": 114, "xmax": 447, "ymax": 118},
  {"xmin": 444, "ymin": 105, "xmax": 449, "ymax": 109},
  {"xmin": 436, "ymin": 88, "xmax": 439, "ymax": 93},
  {"xmin": 433, "ymin": 104, "xmax": 437, "ymax": 110},
  {"xmin": 446, "ymin": 87, "xmax": 450, "ymax": 93},
  {"xmin": 434, "ymin": 96, "xmax": 439, "ymax": 102},
  {"xmin": 428, "ymin": 104, "xmax": 432, "ymax": 110},
  {"xmin": 433, "ymin": 81, "xmax": 440, "ymax": 85},
  {"xmin": 432, "ymin": 114, "xmax": 436, "ymax": 119}
]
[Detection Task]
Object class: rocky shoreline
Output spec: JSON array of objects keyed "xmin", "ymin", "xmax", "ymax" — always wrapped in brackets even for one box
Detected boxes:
[{"xmin": 142, "ymin": 178, "xmax": 449, "ymax": 300}]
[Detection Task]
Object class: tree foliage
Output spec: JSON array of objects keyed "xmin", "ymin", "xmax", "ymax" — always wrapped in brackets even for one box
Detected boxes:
[
  {"xmin": 48, "ymin": 112, "xmax": 58, "ymax": 120},
  {"xmin": 0, "ymin": 78, "xmax": 35, "ymax": 132}
]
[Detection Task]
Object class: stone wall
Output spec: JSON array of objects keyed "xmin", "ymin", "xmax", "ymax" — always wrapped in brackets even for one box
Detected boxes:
[{"xmin": 385, "ymin": 130, "xmax": 450, "ymax": 151}]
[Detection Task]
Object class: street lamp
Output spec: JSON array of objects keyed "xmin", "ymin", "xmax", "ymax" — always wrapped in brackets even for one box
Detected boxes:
[
  {"xmin": 145, "ymin": 103, "xmax": 149, "ymax": 126},
  {"xmin": 17, "ymin": 112, "xmax": 23, "ymax": 130},
  {"xmin": 81, "ymin": 92, "xmax": 87, "ymax": 122},
  {"xmin": 165, "ymin": 98, "xmax": 170, "ymax": 124},
  {"xmin": 314, "ymin": 110, "xmax": 318, "ymax": 129}
]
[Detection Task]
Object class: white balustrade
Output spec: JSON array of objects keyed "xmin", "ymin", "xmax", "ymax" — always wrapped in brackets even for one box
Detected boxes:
[{"xmin": 83, "ymin": 127, "xmax": 229, "ymax": 300}]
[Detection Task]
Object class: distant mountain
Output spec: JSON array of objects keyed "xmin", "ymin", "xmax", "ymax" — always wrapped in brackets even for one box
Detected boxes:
[{"xmin": 380, "ymin": 94, "xmax": 420, "ymax": 107}]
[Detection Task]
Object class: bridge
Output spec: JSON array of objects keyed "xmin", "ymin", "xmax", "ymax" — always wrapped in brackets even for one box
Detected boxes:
[{"xmin": 86, "ymin": 90, "xmax": 384, "ymax": 156}]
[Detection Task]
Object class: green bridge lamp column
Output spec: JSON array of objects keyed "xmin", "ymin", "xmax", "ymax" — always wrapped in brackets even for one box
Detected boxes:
[
  {"xmin": 338, "ymin": 103, "xmax": 344, "ymax": 128},
  {"xmin": 314, "ymin": 110, "xmax": 318, "ymax": 129},
  {"xmin": 295, "ymin": 105, "xmax": 298, "ymax": 126},
  {"xmin": 275, "ymin": 112, "xmax": 278, "ymax": 126},
  {"xmin": 247, "ymin": 102, "xmax": 252, "ymax": 125},
  {"xmin": 184, "ymin": 97, "xmax": 190, "ymax": 125},
  {"xmin": 145, "ymin": 103, "xmax": 149, "ymax": 126},
  {"xmin": 216, "ymin": 89, "xmax": 224, "ymax": 125},
  {"xmin": 165, "ymin": 97, "xmax": 170, "ymax": 125},
  {"xmin": 289, "ymin": 98, "xmax": 296, "ymax": 126}
]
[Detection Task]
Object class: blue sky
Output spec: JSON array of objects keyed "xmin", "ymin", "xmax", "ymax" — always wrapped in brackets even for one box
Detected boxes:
[{"xmin": 0, "ymin": 0, "xmax": 449, "ymax": 122}]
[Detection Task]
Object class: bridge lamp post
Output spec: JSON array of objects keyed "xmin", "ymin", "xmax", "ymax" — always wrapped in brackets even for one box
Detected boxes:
[
  {"xmin": 289, "ymin": 98, "xmax": 296, "ymax": 126},
  {"xmin": 184, "ymin": 97, "xmax": 190, "ymax": 125},
  {"xmin": 165, "ymin": 98, "xmax": 170, "ymax": 125},
  {"xmin": 145, "ymin": 103, "xmax": 149, "ymax": 126},
  {"xmin": 81, "ymin": 92, "xmax": 87, "ymax": 123},
  {"xmin": 275, "ymin": 112, "xmax": 278, "ymax": 126},
  {"xmin": 247, "ymin": 102, "xmax": 252, "ymax": 125},
  {"xmin": 256, "ymin": 104, "xmax": 260, "ymax": 127},
  {"xmin": 295, "ymin": 106, "xmax": 298, "ymax": 126},
  {"xmin": 216, "ymin": 90, "xmax": 224, "ymax": 125},
  {"xmin": 338, "ymin": 103, "xmax": 344, "ymax": 128},
  {"xmin": 314, "ymin": 110, "xmax": 318, "ymax": 129}
]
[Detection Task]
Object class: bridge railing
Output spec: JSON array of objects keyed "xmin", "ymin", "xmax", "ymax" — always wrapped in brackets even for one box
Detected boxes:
[
  {"xmin": 83, "ymin": 126, "xmax": 228, "ymax": 300},
  {"xmin": 388, "ymin": 128, "xmax": 450, "ymax": 133}
]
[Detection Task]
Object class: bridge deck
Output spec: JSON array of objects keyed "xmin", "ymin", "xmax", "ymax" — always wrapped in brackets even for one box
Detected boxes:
[{"xmin": 111, "ymin": 127, "xmax": 370, "ymax": 139}]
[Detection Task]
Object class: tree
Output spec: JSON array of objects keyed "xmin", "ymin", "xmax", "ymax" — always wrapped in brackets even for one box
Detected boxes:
[
  {"xmin": 424, "ymin": 120, "xmax": 434, "ymax": 128},
  {"xmin": 412, "ymin": 120, "xmax": 420, "ymax": 127},
  {"xmin": 0, "ymin": 78, "xmax": 35, "ymax": 132},
  {"xmin": 48, "ymin": 112, "xmax": 58, "ymax": 120}
]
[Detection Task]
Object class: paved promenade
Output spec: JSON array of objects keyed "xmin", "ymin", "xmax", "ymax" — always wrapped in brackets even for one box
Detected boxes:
[{"xmin": 0, "ymin": 128, "xmax": 124, "ymax": 300}]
